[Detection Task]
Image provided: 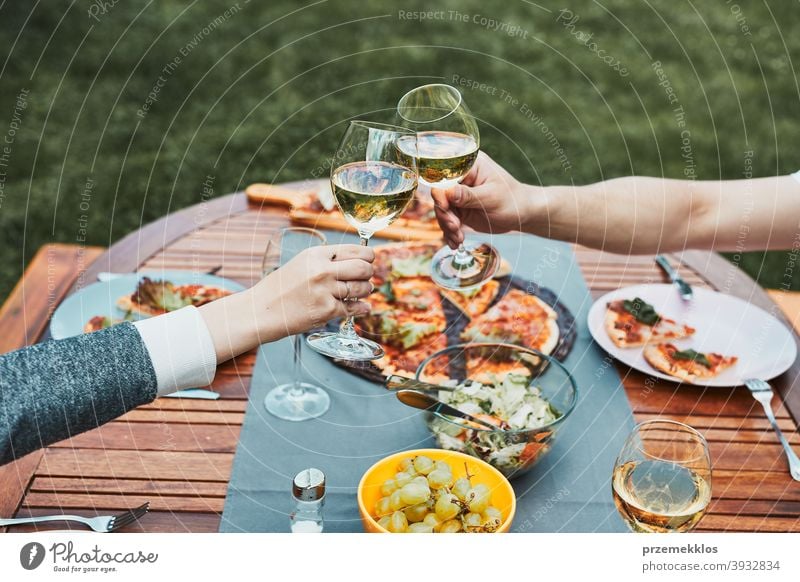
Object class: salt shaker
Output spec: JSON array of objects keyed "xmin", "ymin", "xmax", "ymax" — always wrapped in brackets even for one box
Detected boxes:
[{"xmin": 290, "ymin": 468, "xmax": 325, "ymax": 533}]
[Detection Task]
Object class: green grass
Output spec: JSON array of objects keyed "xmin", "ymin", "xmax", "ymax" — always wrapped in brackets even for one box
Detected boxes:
[{"xmin": 1, "ymin": 0, "xmax": 799, "ymax": 299}]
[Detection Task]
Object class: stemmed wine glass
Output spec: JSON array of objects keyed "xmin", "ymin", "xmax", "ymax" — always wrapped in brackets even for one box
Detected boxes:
[
  {"xmin": 396, "ymin": 83, "xmax": 500, "ymax": 290},
  {"xmin": 612, "ymin": 420, "xmax": 712, "ymax": 533},
  {"xmin": 262, "ymin": 227, "xmax": 330, "ymax": 421},
  {"xmin": 306, "ymin": 121, "xmax": 418, "ymax": 361}
]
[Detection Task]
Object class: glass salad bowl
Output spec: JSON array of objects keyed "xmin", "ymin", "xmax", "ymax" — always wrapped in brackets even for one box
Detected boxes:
[{"xmin": 415, "ymin": 343, "xmax": 578, "ymax": 478}]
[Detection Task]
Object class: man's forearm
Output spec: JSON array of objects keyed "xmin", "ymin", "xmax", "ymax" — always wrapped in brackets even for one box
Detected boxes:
[{"xmin": 526, "ymin": 175, "xmax": 800, "ymax": 254}]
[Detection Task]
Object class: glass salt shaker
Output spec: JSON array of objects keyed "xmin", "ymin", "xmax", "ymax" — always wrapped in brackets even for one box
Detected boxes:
[{"xmin": 290, "ymin": 468, "xmax": 325, "ymax": 533}]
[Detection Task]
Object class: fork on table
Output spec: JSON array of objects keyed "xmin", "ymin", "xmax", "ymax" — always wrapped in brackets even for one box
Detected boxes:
[
  {"xmin": 0, "ymin": 502, "xmax": 150, "ymax": 532},
  {"xmin": 744, "ymin": 378, "xmax": 800, "ymax": 482}
]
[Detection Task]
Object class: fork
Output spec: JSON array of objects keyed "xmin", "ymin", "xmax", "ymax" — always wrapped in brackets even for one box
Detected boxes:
[
  {"xmin": 744, "ymin": 379, "xmax": 800, "ymax": 481},
  {"xmin": 0, "ymin": 502, "xmax": 150, "ymax": 532}
]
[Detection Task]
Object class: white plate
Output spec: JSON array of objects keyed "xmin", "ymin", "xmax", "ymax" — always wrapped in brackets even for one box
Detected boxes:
[
  {"xmin": 49, "ymin": 270, "xmax": 246, "ymax": 340},
  {"xmin": 587, "ymin": 284, "xmax": 797, "ymax": 386}
]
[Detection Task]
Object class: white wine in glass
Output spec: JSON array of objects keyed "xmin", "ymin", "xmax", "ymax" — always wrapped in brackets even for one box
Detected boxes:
[
  {"xmin": 612, "ymin": 420, "xmax": 712, "ymax": 533},
  {"xmin": 396, "ymin": 84, "xmax": 499, "ymax": 290},
  {"xmin": 306, "ymin": 121, "xmax": 418, "ymax": 362}
]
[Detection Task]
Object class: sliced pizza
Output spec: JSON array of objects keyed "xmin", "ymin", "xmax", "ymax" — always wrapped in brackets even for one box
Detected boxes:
[
  {"xmin": 460, "ymin": 289, "xmax": 559, "ymax": 355},
  {"xmin": 440, "ymin": 280, "xmax": 500, "ymax": 319},
  {"xmin": 605, "ymin": 297, "xmax": 695, "ymax": 348},
  {"xmin": 372, "ymin": 241, "xmax": 439, "ymax": 284},
  {"xmin": 372, "ymin": 333, "xmax": 449, "ymax": 382},
  {"xmin": 118, "ymin": 277, "xmax": 232, "ymax": 316},
  {"xmin": 84, "ymin": 315, "xmax": 120, "ymax": 333},
  {"xmin": 643, "ymin": 343, "xmax": 738, "ymax": 383},
  {"xmin": 357, "ymin": 277, "xmax": 446, "ymax": 350}
]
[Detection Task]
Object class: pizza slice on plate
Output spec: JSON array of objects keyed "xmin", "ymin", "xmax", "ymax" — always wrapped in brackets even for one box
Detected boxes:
[
  {"xmin": 460, "ymin": 289, "xmax": 559, "ymax": 355},
  {"xmin": 372, "ymin": 242, "xmax": 439, "ymax": 284},
  {"xmin": 372, "ymin": 333, "xmax": 449, "ymax": 382},
  {"xmin": 605, "ymin": 297, "xmax": 695, "ymax": 348},
  {"xmin": 643, "ymin": 343, "xmax": 737, "ymax": 383},
  {"xmin": 117, "ymin": 277, "xmax": 232, "ymax": 316},
  {"xmin": 357, "ymin": 277, "xmax": 446, "ymax": 350},
  {"xmin": 440, "ymin": 280, "xmax": 500, "ymax": 319}
]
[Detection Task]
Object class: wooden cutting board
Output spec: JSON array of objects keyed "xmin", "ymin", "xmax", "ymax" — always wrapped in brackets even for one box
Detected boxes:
[{"xmin": 246, "ymin": 183, "xmax": 444, "ymax": 242}]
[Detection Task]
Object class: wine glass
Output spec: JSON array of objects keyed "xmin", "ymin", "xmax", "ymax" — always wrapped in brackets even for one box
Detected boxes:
[
  {"xmin": 396, "ymin": 83, "xmax": 500, "ymax": 290},
  {"xmin": 306, "ymin": 121, "xmax": 418, "ymax": 361},
  {"xmin": 262, "ymin": 227, "xmax": 330, "ymax": 421},
  {"xmin": 612, "ymin": 420, "xmax": 712, "ymax": 533}
]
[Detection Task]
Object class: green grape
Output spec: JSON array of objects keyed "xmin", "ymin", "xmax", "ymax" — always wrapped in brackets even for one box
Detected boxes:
[
  {"xmin": 395, "ymin": 471, "xmax": 413, "ymax": 487},
  {"xmin": 407, "ymin": 522, "xmax": 434, "ymax": 533},
  {"xmin": 399, "ymin": 482, "xmax": 431, "ymax": 506},
  {"xmin": 398, "ymin": 458, "xmax": 415, "ymax": 473},
  {"xmin": 378, "ymin": 515, "xmax": 391, "ymax": 530},
  {"xmin": 413, "ymin": 455, "xmax": 435, "ymax": 475},
  {"xmin": 426, "ymin": 469, "xmax": 453, "ymax": 489},
  {"xmin": 388, "ymin": 510, "xmax": 408, "ymax": 533},
  {"xmin": 423, "ymin": 512, "xmax": 442, "ymax": 532},
  {"xmin": 466, "ymin": 484, "xmax": 491, "ymax": 514},
  {"xmin": 380, "ymin": 479, "xmax": 397, "ymax": 497},
  {"xmin": 463, "ymin": 512, "xmax": 482, "ymax": 529},
  {"xmin": 439, "ymin": 519, "xmax": 462, "ymax": 533},
  {"xmin": 389, "ymin": 490, "xmax": 405, "ymax": 511},
  {"xmin": 483, "ymin": 506, "xmax": 503, "ymax": 528},
  {"xmin": 451, "ymin": 477, "xmax": 471, "ymax": 501},
  {"xmin": 434, "ymin": 492, "xmax": 461, "ymax": 521},
  {"xmin": 411, "ymin": 475, "xmax": 430, "ymax": 488},
  {"xmin": 433, "ymin": 460, "xmax": 452, "ymax": 473},
  {"xmin": 404, "ymin": 503, "xmax": 429, "ymax": 523},
  {"xmin": 375, "ymin": 496, "xmax": 392, "ymax": 517}
]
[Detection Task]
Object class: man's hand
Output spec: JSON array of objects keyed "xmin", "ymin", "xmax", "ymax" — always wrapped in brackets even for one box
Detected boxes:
[{"xmin": 431, "ymin": 151, "xmax": 533, "ymax": 248}]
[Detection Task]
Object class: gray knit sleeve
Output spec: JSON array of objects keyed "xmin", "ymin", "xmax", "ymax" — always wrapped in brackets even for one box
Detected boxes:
[{"xmin": 0, "ymin": 322, "xmax": 157, "ymax": 466}]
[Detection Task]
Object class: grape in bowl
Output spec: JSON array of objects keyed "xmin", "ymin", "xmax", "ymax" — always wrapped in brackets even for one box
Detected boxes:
[
  {"xmin": 357, "ymin": 449, "xmax": 516, "ymax": 533},
  {"xmin": 416, "ymin": 343, "xmax": 578, "ymax": 478}
]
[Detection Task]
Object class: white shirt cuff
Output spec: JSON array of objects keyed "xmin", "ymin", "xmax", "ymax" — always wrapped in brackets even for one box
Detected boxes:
[
  {"xmin": 133, "ymin": 306, "xmax": 217, "ymax": 395},
  {"xmin": 792, "ymin": 170, "xmax": 800, "ymax": 184}
]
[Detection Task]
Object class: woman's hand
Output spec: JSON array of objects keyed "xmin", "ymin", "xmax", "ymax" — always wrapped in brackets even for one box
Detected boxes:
[
  {"xmin": 431, "ymin": 151, "xmax": 535, "ymax": 248},
  {"xmin": 199, "ymin": 244, "xmax": 375, "ymax": 362}
]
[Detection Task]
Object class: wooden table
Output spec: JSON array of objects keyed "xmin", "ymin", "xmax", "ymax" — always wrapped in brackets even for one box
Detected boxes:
[{"xmin": 2, "ymin": 184, "xmax": 799, "ymax": 533}]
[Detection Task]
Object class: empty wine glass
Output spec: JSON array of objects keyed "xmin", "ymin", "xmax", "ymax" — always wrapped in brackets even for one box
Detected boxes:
[
  {"xmin": 396, "ymin": 83, "xmax": 499, "ymax": 290},
  {"xmin": 261, "ymin": 227, "xmax": 330, "ymax": 421},
  {"xmin": 306, "ymin": 120, "xmax": 418, "ymax": 362},
  {"xmin": 612, "ymin": 420, "xmax": 711, "ymax": 533}
]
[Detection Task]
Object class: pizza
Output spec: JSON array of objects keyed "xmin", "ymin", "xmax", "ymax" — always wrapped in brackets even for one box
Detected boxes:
[
  {"xmin": 605, "ymin": 297, "xmax": 695, "ymax": 348},
  {"xmin": 440, "ymin": 280, "xmax": 501, "ymax": 319},
  {"xmin": 372, "ymin": 333, "xmax": 450, "ymax": 381},
  {"xmin": 371, "ymin": 241, "xmax": 440, "ymax": 284},
  {"xmin": 460, "ymin": 289, "xmax": 559, "ymax": 355},
  {"xmin": 84, "ymin": 315, "xmax": 121, "ymax": 333},
  {"xmin": 357, "ymin": 277, "xmax": 446, "ymax": 350},
  {"xmin": 117, "ymin": 277, "xmax": 232, "ymax": 316},
  {"xmin": 643, "ymin": 343, "xmax": 738, "ymax": 383}
]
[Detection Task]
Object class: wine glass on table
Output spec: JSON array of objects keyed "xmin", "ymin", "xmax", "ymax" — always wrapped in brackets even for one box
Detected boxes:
[
  {"xmin": 396, "ymin": 83, "xmax": 499, "ymax": 290},
  {"xmin": 262, "ymin": 227, "xmax": 330, "ymax": 421},
  {"xmin": 612, "ymin": 420, "xmax": 711, "ymax": 533},
  {"xmin": 306, "ymin": 121, "xmax": 418, "ymax": 361}
]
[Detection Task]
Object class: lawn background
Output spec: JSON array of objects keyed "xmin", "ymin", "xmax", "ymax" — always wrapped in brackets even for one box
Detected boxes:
[{"xmin": 0, "ymin": 0, "xmax": 799, "ymax": 300}]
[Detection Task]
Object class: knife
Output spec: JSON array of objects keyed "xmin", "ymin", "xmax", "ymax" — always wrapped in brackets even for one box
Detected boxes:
[
  {"xmin": 162, "ymin": 388, "xmax": 221, "ymax": 400},
  {"xmin": 655, "ymin": 255, "xmax": 693, "ymax": 301}
]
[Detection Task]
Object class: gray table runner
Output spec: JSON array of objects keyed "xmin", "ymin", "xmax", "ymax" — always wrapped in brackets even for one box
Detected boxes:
[{"xmin": 220, "ymin": 232, "xmax": 634, "ymax": 532}]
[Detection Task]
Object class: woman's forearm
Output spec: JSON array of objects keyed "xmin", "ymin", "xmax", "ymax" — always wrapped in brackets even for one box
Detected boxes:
[{"xmin": 527, "ymin": 175, "xmax": 800, "ymax": 254}]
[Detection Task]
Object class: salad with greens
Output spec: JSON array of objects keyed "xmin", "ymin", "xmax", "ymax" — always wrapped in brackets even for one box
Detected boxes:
[{"xmin": 428, "ymin": 373, "xmax": 561, "ymax": 477}]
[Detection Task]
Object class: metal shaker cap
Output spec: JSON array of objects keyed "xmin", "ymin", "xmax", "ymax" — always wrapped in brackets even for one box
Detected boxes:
[{"xmin": 292, "ymin": 468, "xmax": 325, "ymax": 501}]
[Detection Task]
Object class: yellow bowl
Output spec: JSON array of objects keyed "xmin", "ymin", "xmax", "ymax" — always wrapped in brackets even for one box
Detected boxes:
[{"xmin": 357, "ymin": 448, "xmax": 516, "ymax": 533}]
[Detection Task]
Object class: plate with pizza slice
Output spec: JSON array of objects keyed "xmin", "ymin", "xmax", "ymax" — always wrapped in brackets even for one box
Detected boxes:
[
  {"xmin": 50, "ymin": 271, "xmax": 246, "ymax": 340},
  {"xmin": 317, "ymin": 240, "xmax": 577, "ymax": 383},
  {"xmin": 588, "ymin": 284, "xmax": 797, "ymax": 386}
]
